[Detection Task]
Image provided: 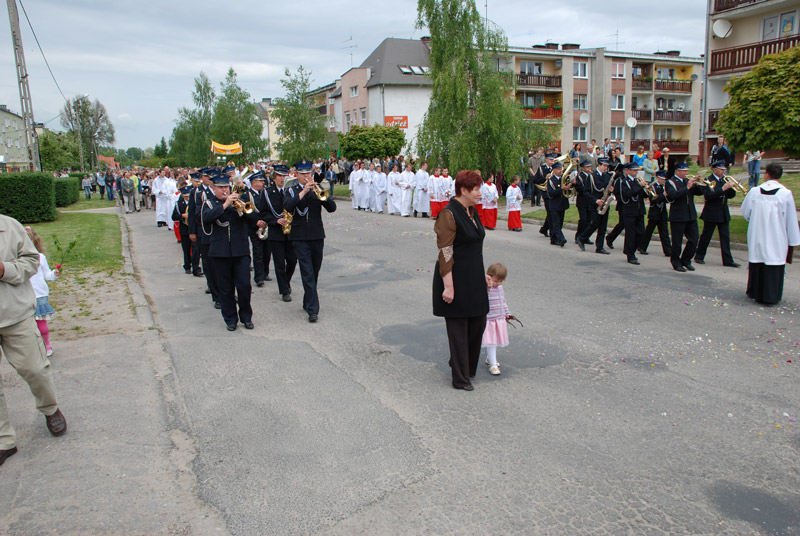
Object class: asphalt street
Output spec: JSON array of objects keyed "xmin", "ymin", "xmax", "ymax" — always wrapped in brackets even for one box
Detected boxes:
[{"xmin": 124, "ymin": 203, "xmax": 800, "ymax": 535}]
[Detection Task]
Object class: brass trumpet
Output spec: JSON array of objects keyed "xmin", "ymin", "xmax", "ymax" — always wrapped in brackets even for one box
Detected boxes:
[
  {"xmin": 311, "ymin": 182, "xmax": 329, "ymax": 201},
  {"xmin": 690, "ymin": 175, "xmax": 716, "ymax": 188},
  {"xmin": 230, "ymin": 178, "xmax": 255, "ymax": 216},
  {"xmin": 723, "ymin": 175, "xmax": 749, "ymax": 194},
  {"xmin": 637, "ymin": 177, "xmax": 658, "ymax": 200}
]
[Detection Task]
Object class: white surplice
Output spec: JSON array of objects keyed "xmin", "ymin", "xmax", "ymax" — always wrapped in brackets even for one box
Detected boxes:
[
  {"xmin": 398, "ymin": 171, "xmax": 415, "ymax": 216},
  {"xmin": 741, "ymin": 180, "xmax": 800, "ymax": 265}
]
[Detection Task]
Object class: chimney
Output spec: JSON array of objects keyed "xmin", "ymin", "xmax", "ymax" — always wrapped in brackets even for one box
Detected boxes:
[
  {"xmin": 545, "ymin": 42, "xmax": 559, "ymax": 50},
  {"xmin": 561, "ymin": 43, "xmax": 580, "ymax": 50},
  {"xmin": 666, "ymin": 50, "xmax": 681, "ymax": 56},
  {"xmin": 421, "ymin": 36, "xmax": 431, "ymax": 51},
  {"xmin": 532, "ymin": 44, "xmax": 547, "ymax": 49}
]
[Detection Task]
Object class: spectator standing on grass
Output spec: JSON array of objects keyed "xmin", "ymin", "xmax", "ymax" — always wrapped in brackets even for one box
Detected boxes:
[
  {"xmin": 0, "ymin": 214, "xmax": 67, "ymax": 468},
  {"xmin": 24, "ymin": 226, "xmax": 59, "ymax": 357},
  {"xmin": 97, "ymin": 170, "xmax": 106, "ymax": 199},
  {"xmin": 745, "ymin": 150, "xmax": 763, "ymax": 189},
  {"xmin": 81, "ymin": 175, "xmax": 92, "ymax": 199},
  {"xmin": 120, "ymin": 171, "xmax": 136, "ymax": 213}
]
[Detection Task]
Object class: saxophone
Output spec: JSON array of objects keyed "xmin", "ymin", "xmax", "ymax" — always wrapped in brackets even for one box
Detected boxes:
[
  {"xmin": 281, "ymin": 209, "xmax": 293, "ymax": 235},
  {"xmin": 597, "ymin": 176, "xmax": 615, "ymax": 215}
]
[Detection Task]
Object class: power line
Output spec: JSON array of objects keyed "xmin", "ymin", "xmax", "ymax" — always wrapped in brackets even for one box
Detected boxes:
[{"xmin": 16, "ymin": 0, "xmax": 68, "ymax": 103}]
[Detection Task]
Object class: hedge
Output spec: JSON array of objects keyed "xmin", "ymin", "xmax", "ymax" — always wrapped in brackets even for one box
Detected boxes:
[
  {"xmin": 55, "ymin": 177, "xmax": 80, "ymax": 207},
  {"xmin": 0, "ymin": 172, "xmax": 57, "ymax": 223}
]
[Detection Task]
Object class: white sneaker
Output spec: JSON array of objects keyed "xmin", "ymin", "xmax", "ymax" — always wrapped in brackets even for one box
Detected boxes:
[
  {"xmin": 489, "ymin": 364, "xmax": 501, "ymax": 375},
  {"xmin": 46, "ymin": 348, "xmax": 53, "ymax": 357}
]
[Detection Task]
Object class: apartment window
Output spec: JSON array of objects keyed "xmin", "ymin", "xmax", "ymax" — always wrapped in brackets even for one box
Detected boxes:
[
  {"xmin": 520, "ymin": 93, "xmax": 544, "ymax": 108},
  {"xmin": 573, "ymin": 94, "xmax": 587, "ymax": 110},
  {"xmin": 520, "ymin": 61, "xmax": 542, "ymax": 75},
  {"xmin": 360, "ymin": 108, "xmax": 367, "ymax": 126},
  {"xmin": 655, "ymin": 127, "xmax": 673, "ymax": 139},
  {"xmin": 344, "ymin": 112, "xmax": 351, "ymax": 131},
  {"xmin": 573, "ymin": 62, "xmax": 587, "ymax": 78},
  {"xmin": 611, "ymin": 94, "xmax": 625, "ymax": 110},
  {"xmin": 573, "ymin": 126, "xmax": 587, "ymax": 142},
  {"xmin": 350, "ymin": 86, "xmax": 359, "ymax": 98},
  {"xmin": 611, "ymin": 62, "xmax": 626, "ymax": 79},
  {"xmin": 656, "ymin": 67, "xmax": 675, "ymax": 80},
  {"xmin": 610, "ymin": 126, "xmax": 624, "ymax": 141}
]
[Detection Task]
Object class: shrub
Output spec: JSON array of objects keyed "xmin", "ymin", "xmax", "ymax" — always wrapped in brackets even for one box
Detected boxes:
[
  {"xmin": 0, "ymin": 172, "xmax": 56, "ymax": 223},
  {"xmin": 54, "ymin": 177, "xmax": 80, "ymax": 207}
]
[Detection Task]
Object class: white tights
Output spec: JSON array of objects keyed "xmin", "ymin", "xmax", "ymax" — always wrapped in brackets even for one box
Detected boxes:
[{"xmin": 486, "ymin": 346, "xmax": 498, "ymax": 366}]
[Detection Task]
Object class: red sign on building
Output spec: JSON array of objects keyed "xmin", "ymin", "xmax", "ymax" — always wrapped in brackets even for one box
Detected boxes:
[{"xmin": 385, "ymin": 116, "xmax": 408, "ymax": 129}]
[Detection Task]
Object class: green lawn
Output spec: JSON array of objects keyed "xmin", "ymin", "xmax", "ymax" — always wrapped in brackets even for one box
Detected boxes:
[
  {"xmin": 60, "ymin": 195, "xmax": 119, "ymax": 211},
  {"xmin": 28, "ymin": 212, "xmax": 123, "ymax": 272}
]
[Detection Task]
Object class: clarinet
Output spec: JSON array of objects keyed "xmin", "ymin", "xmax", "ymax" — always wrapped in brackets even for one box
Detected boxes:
[{"xmin": 597, "ymin": 176, "xmax": 614, "ymax": 215}]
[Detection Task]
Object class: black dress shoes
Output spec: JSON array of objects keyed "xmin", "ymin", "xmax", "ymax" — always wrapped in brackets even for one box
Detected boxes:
[
  {"xmin": 606, "ymin": 238, "xmax": 614, "ymax": 249},
  {"xmin": 724, "ymin": 262, "xmax": 741, "ymax": 268},
  {"xmin": 695, "ymin": 258, "xmax": 705, "ymax": 264},
  {"xmin": 637, "ymin": 249, "xmax": 649, "ymax": 255},
  {"xmin": 684, "ymin": 264, "xmax": 696, "ymax": 271},
  {"xmin": 596, "ymin": 248, "xmax": 610, "ymax": 255},
  {"xmin": 214, "ymin": 302, "xmax": 222, "ymax": 309},
  {"xmin": 673, "ymin": 264, "xmax": 687, "ymax": 272},
  {"xmin": 205, "ymin": 288, "xmax": 212, "ymax": 294},
  {"xmin": 243, "ymin": 321, "xmax": 254, "ymax": 330},
  {"xmin": 308, "ymin": 314, "xmax": 318, "ymax": 323},
  {"xmin": 45, "ymin": 409, "xmax": 67, "ymax": 436},
  {"xmin": 256, "ymin": 280, "xmax": 265, "ymax": 287},
  {"xmin": 265, "ymin": 275, "xmax": 273, "ymax": 281},
  {"xmin": 576, "ymin": 240, "xmax": 585, "ymax": 251},
  {"xmin": 539, "ymin": 228, "xmax": 549, "ymax": 237},
  {"xmin": 453, "ymin": 383, "xmax": 474, "ymax": 391},
  {"xmin": 0, "ymin": 446, "xmax": 18, "ymax": 466},
  {"xmin": 628, "ymin": 257, "xmax": 640, "ymax": 265},
  {"xmin": 184, "ymin": 269, "xmax": 192, "ymax": 274},
  {"xmin": 227, "ymin": 324, "xmax": 237, "ymax": 331},
  {"xmin": 193, "ymin": 270, "xmax": 204, "ymax": 277},
  {"xmin": 282, "ymin": 294, "xmax": 292, "ymax": 302}
]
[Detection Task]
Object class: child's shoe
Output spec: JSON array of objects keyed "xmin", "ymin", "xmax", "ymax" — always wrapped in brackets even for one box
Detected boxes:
[{"xmin": 489, "ymin": 364, "xmax": 501, "ymax": 375}]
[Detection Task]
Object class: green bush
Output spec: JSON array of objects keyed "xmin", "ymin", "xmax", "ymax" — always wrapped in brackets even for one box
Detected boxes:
[
  {"xmin": 54, "ymin": 177, "xmax": 80, "ymax": 207},
  {"xmin": 68, "ymin": 172, "xmax": 88, "ymax": 180},
  {"xmin": 0, "ymin": 172, "xmax": 56, "ymax": 223}
]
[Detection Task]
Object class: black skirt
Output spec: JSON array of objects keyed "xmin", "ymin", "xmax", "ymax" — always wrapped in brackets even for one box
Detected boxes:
[{"xmin": 746, "ymin": 262, "xmax": 785, "ymax": 305}]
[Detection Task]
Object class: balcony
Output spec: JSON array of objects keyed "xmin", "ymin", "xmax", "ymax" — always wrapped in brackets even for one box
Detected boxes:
[
  {"xmin": 654, "ymin": 109, "xmax": 691, "ymax": 122},
  {"xmin": 714, "ymin": 0, "xmax": 763, "ymax": 12},
  {"xmin": 632, "ymin": 108, "xmax": 652, "ymax": 122},
  {"xmin": 523, "ymin": 107, "xmax": 563, "ymax": 120},
  {"xmin": 710, "ymin": 34, "xmax": 799, "ymax": 75},
  {"xmin": 517, "ymin": 73, "xmax": 562, "ymax": 89},
  {"xmin": 655, "ymin": 79, "xmax": 692, "ymax": 92},
  {"xmin": 656, "ymin": 138, "xmax": 689, "ymax": 153},
  {"xmin": 629, "ymin": 139, "xmax": 651, "ymax": 151},
  {"xmin": 632, "ymin": 77, "xmax": 652, "ymax": 91},
  {"xmin": 708, "ymin": 109, "xmax": 721, "ymax": 132}
]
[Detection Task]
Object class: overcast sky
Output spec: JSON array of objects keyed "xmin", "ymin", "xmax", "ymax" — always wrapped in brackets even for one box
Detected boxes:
[{"xmin": 0, "ymin": 0, "xmax": 707, "ymax": 150}]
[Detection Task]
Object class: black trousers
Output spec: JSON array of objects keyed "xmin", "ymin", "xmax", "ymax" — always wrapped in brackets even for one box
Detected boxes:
[
  {"xmin": 622, "ymin": 214, "xmax": 645, "ymax": 258},
  {"xmin": 548, "ymin": 208, "xmax": 566, "ymax": 244},
  {"xmin": 198, "ymin": 243, "xmax": 221, "ymax": 302},
  {"xmin": 212, "ymin": 255, "xmax": 253, "ymax": 326},
  {"xmin": 191, "ymin": 239, "xmax": 201, "ymax": 273},
  {"xmin": 250, "ymin": 232, "xmax": 271, "ymax": 283},
  {"xmin": 270, "ymin": 239, "xmax": 297, "ymax": 296},
  {"xmin": 539, "ymin": 197, "xmax": 551, "ymax": 234},
  {"xmin": 293, "ymin": 239, "xmax": 324, "ymax": 316},
  {"xmin": 607, "ymin": 218, "xmax": 624, "ymax": 245},
  {"xmin": 576, "ymin": 200, "xmax": 592, "ymax": 240},
  {"xmin": 641, "ymin": 217, "xmax": 672, "ymax": 255},
  {"xmin": 695, "ymin": 220, "xmax": 734, "ymax": 265},
  {"xmin": 531, "ymin": 184, "xmax": 542, "ymax": 205},
  {"xmin": 670, "ymin": 219, "xmax": 699, "ymax": 267},
  {"xmin": 445, "ymin": 316, "xmax": 487, "ymax": 389},
  {"xmin": 578, "ymin": 208, "xmax": 609, "ymax": 251},
  {"xmin": 179, "ymin": 234, "xmax": 192, "ymax": 271}
]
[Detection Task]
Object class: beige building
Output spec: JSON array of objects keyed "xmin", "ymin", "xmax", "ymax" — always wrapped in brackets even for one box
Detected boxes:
[
  {"xmin": 254, "ymin": 98, "xmax": 280, "ymax": 160},
  {"xmin": 0, "ymin": 105, "xmax": 29, "ymax": 172},
  {"xmin": 703, "ymin": 0, "xmax": 799, "ymax": 162},
  {"xmin": 505, "ymin": 44, "xmax": 704, "ymax": 160}
]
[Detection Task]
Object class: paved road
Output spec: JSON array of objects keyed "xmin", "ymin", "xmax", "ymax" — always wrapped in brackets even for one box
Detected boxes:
[{"xmin": 128, "ymin": 202, "xmax": 800, "ymax": 535}]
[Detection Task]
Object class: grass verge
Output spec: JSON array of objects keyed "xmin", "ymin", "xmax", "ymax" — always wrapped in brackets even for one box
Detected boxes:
[
  {"xmin": 27, "ymin": 211, "xmax": 123, "ymax": 272},
  {"xmin": 60, "ymin": 196, "xmax": 120, "ymax": 212}
]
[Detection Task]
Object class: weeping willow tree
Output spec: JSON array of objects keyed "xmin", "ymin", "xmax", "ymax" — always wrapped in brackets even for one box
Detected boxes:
[{"xmin": 415, "ymin": 0, "xmax": 528, "ymax": 175}]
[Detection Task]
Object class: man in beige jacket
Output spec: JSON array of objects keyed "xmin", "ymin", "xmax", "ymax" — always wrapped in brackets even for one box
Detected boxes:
[{"xmin": 0, "ymin": 214, "xmax": 66, "ymax": 467}]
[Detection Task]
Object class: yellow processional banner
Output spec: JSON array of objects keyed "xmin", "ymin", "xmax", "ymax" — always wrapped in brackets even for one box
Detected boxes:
[{"xmin": 210, "ymin": 141, "xmax": 243, "ymax": 155}]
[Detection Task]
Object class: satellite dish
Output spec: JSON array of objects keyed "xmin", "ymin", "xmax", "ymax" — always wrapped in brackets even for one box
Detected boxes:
[
  {"xmin": 712, "ymin": 19, "xmax": 733, "ymax": 39},
  {"xmin": 691, "ymin": 74, "xmax": 698, "ymax": 81},
  {"xmin": 579, "ymin": 113, "xmax": 589, "ymax": 125},
  {"xmin": 626, "ymin": 117, "xmax": 638, "ymax": 128}
]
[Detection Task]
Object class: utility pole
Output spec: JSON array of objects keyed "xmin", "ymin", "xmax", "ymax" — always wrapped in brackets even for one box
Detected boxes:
[{"xmin": 7, "ymin": 0, "xmax": 40, "ymax": 171}]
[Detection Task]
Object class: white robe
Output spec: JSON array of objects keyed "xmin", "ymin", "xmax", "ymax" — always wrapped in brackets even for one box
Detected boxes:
[
  {"xmin": 741, "ymin": 180, "xmax": 800, "ymax": 264},
  {"xmin": 366, "ymin": 170, "xmax": 378, "ymax": 211},
  {"xmin": 441, "ymin": 175, "xmax": 454, "ymax": 201},
  {"xmin": 429, "ymin": 175, "xmax": 441, "ymax": 204},
  {"xmin": 413, "ymin": 170, "xmax": 431, "ymax": 213},
  {"xmin": 398, "ymin": 171, "xmax": 415, "ymax": 216},
  {"xmin": 349, "ymin": 169, "xmax": 361, "ymax": 209},
  {"xmin": 506, "ymin": 185, "xmax": 522, "ymax": 212},
  {"xmin": 481, "ymin": 182, "xmax": 499, "ymax": 209},
  {"xmin": 387, "ymin": 171, "xmax": 401, "ymax": 214},
  {"xmin": 373, "ymin": 171, "xmax": 387, "ymax": 213},
  {"xmin": 153, "ymin": 176, "xmax": 174, "ymax": 223}
]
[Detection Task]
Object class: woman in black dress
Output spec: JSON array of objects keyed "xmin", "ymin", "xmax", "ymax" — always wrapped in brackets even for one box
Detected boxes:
[{"xmin": 433, "ymin": 170, "xmax": 490, "ymax": 391}]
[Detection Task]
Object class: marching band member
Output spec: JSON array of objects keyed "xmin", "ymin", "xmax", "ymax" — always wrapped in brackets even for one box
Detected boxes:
[
  {"xmin": 694, "ymin": 161, "xmax": 740, "ymax": 268},
  {"xmin": 576, "ymin": 157, "xmax": 612, "ymax": 254},
  {"xmin": 618, "ymin": 163, "xmax": 646, "ymax": 265},
  {"xmin": 534, "ymin": 154, "xmax": 554, "ymax": 237},
  {"xmin": 257, "ymin": 165, "xmax": 297, "ymax": 302},
  {"xmin": 171, "ymin": 186, "xmax": 196, "ymax": 274},
  {"xmin": 665, "ymin": 162, "xmax": 703, "ymax": 272},
  {"xmin": 191, "ymin": 170, "xmax": 221, "ymax": 307},
  {"xmin": 202, "ymin": 174, "xmax": 255, "ymax": 331},
  {"xmin": 573, "ymin": 160, "xmax": 594, "ymax": 245},
  {"xmin": 546, "ymin": 162, "xmax": 569, "ymax": 246},
  {"xmin": 247, "ymin": 172, "xmax": 273, "ymax": 287},
  {"xmin": 413, "ymin": 162, "xmax": 430, "ymax": 218},
  {"xmin": 638, "ymin": 171, "xmax": 672, "ymax": 257},
  {"xmin": 284, "ymin": 160, "xmax": 337, "ymax": 322}
]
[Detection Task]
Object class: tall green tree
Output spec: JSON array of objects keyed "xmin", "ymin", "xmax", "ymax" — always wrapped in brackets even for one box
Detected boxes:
[
  {"xmin": 38, "ymin": 130, "xmax": 79, "ymax": 171},
  {"xmin": 339, "ymin": 125, "xmax": 406, "ymax": 160},
  {"xmin": 210, "ymin": 68, "xmax": 267, "ymax": 164},
  {"xmin": 60, "ymin": 95, "xmax": 115, "ymax": 169},
  {"xmin": 169, "ymin": 72, "xmax": 216, "ymax": 166},
  {"xmin": 154, "ymin": 137, "xmax": 168, "ymax": 158},
  {"xmin": 415, "ymin": 0, "xmax": 528, "ymax": 174},
  {"xmin": 270, "ymin": 66, "xmax": 329, "ymax": 164},
  {"xmin": 715, "ymin": 46, "xmax": 800, "ymax": 158}
]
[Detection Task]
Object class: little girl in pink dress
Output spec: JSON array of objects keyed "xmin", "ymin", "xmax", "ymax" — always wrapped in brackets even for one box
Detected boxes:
[{"xmin": 482, "ymin": 263, "xmax": 511, "ymax": 375}]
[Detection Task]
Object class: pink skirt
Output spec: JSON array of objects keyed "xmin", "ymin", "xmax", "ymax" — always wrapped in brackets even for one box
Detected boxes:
[{"xmin": 482, "ymin": 318, "xmax": 509, "ymax": 348}]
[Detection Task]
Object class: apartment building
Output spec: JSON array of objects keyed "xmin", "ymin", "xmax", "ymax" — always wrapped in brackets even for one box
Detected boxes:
[
  {"xmin": 505, "ymin": 44, "xmax": 704, "ymax": 160},
  {"xmin": 0, "ymin": 105, "xmax": 29, "ymax": 172},
  {"xmin": 703, "ymin": 0, "xmax": 799, "ymax": 161}
]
